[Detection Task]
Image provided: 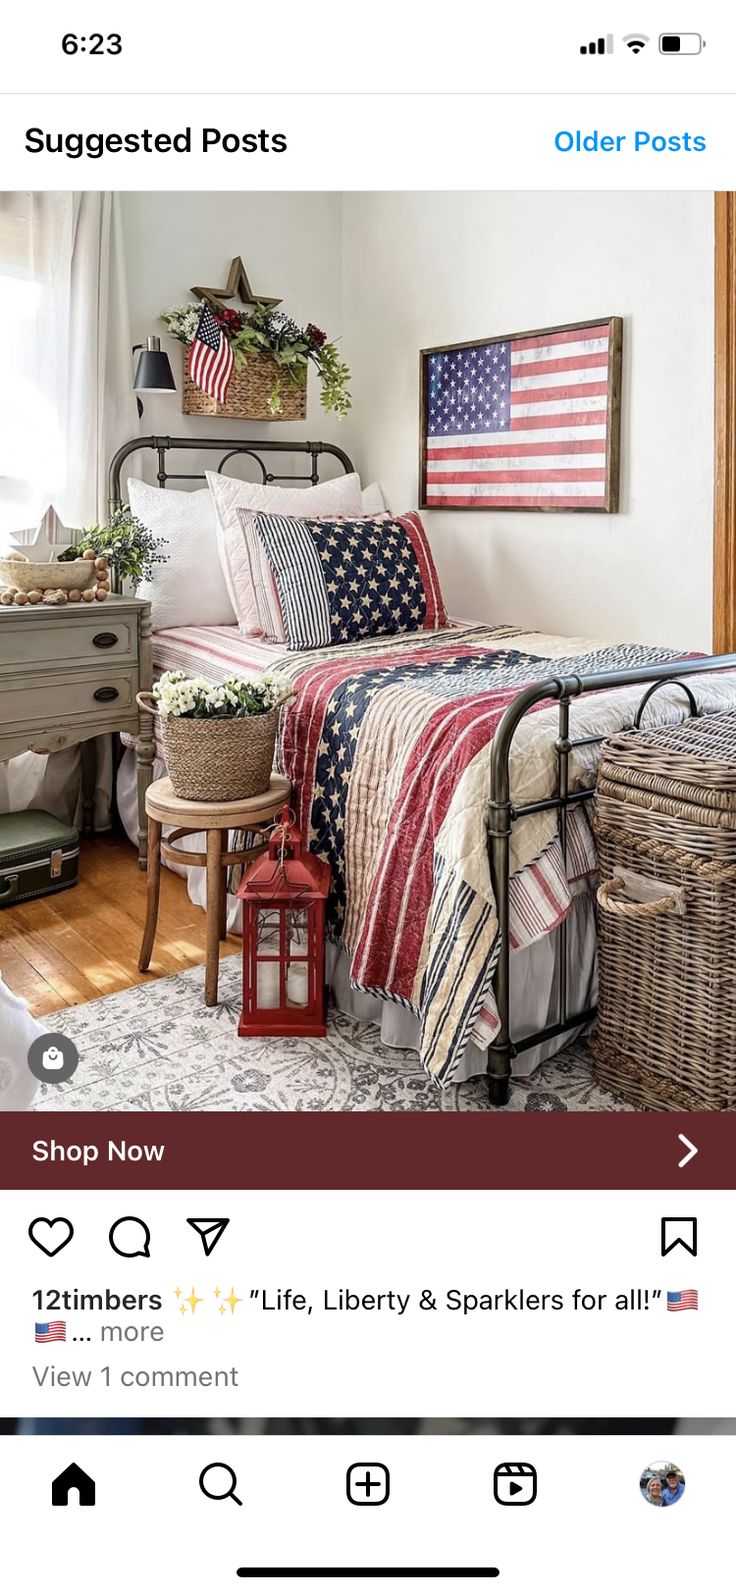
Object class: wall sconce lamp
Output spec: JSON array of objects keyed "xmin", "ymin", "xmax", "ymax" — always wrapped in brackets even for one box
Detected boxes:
[{"xmin": 132, "ymin": 335, "xmax": 176, "ymax": 417}]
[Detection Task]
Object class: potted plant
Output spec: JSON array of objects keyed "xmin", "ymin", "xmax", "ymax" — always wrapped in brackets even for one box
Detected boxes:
[
  {"xmin": 137, "ymin": 670, "xmax": 296, "ymax": 802},
  {"xmin": 161, "ymin": 302, "xmax": 351, "ymax": 420},
  {"xmin": 59, "ymin": 507, "xmax": 167, "ymax": 593}
]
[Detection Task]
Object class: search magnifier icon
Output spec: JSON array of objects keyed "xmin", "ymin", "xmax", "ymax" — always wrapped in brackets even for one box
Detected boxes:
[{"xmin": 199, "ymin": 1462, "xmax": 243, "ymax": 1506}]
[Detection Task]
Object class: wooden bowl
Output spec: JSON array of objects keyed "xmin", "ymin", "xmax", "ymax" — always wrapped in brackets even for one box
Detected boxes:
[{"xmin": 0, "ymin": 557, "xmax": 96, "ymax": 594}]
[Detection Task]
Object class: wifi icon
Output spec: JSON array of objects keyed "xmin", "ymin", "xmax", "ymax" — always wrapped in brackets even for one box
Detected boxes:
[{"xmin": 623, "ymin": 33, "xmax": 649, "ymax": 52}]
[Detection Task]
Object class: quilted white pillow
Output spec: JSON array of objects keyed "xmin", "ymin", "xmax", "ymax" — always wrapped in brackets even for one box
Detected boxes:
[
  {"xmin": 207, "ymin": 469, "xmax": 363, "ymax": 635},
  {"xmin": 128, "ymin": 478, "xmax": 236, "ymax": 631},
  {"xmin": 361, "ymin": 481, "xmax": 390, "ymax": 515}
]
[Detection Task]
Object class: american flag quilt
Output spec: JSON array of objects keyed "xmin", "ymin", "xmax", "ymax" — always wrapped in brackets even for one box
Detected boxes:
[
  {"xmin": 148, "ymin": 621, "xmax": 736, "ymax": 1086},
  {"xmin": 269, "ymin": 622, "xmax": 736, "ymax": 1086},
  {"xmin": 421, "ymin": 319, "xmax": 621, "ymax": 512}
]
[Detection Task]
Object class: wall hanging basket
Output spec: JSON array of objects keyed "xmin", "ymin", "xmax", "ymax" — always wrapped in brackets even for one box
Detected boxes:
[
  {"xmin": 137, "ymin": 694, "xmax": 279, "ymax": 802},
  {"xmin": 182, "ymin": 351, "xmax": 307, "ymax": 421}
]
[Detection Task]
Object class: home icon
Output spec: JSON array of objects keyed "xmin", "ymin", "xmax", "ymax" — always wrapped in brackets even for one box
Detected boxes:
[{"xmin": 51, "ymin": 1462, "xmax": 96, "ymax": 1507}]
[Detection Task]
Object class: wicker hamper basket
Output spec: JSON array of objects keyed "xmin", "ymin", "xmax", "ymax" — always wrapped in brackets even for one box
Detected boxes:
[
  {"xmin": 182, "ymin": 351, "xmax": 307, "ymax": 421},
  {"xmin": 590, "ymin": 710, "xmax": 736, "ymax": 1111},
  {"xmin": 137, "ymin": 694, "xmax": 278, "ymax": 803}
]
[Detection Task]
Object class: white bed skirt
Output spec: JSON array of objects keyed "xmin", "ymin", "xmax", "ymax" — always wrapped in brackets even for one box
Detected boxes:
[
  {"xmin": 117, "ymin": 747, "xmax": 597, "ymax": 1084},
  {"xmin": 0, "ymin": 740, "xmax": 113, "ymax": 831}
]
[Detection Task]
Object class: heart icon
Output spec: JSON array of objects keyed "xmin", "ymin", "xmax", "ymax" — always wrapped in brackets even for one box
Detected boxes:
[{"xmin": 28, "ymin": 1217, "xmax": 74, "ymax": 1257}]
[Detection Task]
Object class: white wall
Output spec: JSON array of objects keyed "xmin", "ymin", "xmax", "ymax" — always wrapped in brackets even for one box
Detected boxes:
[
  {"xmin": 119, "ymin": 190, "xmax": 715, "ymax": 649},
  {"xmin": 119, "ymin": 190, "xmax": 346, "ymax": 483},
  {"xmin": 341, "ymin": 191, "xmax": 715, "ymax": 649}
]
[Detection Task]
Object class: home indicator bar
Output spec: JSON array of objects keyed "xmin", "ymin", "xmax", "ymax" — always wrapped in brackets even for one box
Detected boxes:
[{"xmin": 236, "ymin": 1573, "xmax": 501, "ymax": 1582}]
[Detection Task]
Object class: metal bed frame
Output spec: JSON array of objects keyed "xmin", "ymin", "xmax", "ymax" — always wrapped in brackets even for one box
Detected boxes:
[
  {"xmin": 108, "ymin": 433, "xmax": 355, "ymax": 511},
  {"xmin": 109, "ymin": 435, "xmax": 736, "ymax": 1106},
  {"xmin": 485, "ymin": 653, "xmax": 736, "ymax": 1104}
]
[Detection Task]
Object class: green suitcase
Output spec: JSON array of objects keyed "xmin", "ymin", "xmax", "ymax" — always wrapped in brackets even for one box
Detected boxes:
[{"xmin": 0, "ymin": 809, "xmax": 80, "ymax": 909}]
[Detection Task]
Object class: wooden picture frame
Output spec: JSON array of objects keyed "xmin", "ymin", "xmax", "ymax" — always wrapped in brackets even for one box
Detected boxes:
[
  {"xmin": 714, "ymin": 193, "xmax": 736, "ymax": 653},
  {"xmin": 419, "ymin": 315, "xmax": 622, "ymax": 513}
]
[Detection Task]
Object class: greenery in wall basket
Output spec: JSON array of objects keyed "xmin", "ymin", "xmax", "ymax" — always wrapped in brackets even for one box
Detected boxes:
[
  {"xmin": 59, "ymin": 507, "xmax": 167, "ymax": 588},
  {"xmin": 161, "ymin": 301, "xmax": 351, "ymax": 418}
]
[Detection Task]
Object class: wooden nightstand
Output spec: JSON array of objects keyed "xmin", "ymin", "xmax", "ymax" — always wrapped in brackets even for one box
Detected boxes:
[{"xmin": 0, "ymin": 594, "xmax": 154, "ymax": 866}]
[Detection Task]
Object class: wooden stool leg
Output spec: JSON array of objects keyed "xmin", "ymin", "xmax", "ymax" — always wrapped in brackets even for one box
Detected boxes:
[
  {"xmin": 138, "ymin": 817, "xmax": 162, "ymax": 972},
  {"xmin": 219, "ymin": 829, "xmax": 229, "ymax": 942},
  {"xmin": 205, "ymin": 828, "xmax": 224, "ymax": 1005}
]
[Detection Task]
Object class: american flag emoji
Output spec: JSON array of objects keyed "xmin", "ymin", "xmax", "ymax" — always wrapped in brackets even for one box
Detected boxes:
[
  {"xmin": 424, "ymin": 321, "xmax": 617, "ymax": 509},
  {"xmin": 188, "ymin": 303, "xmax": 234, "ymax": 405},
  {"xmin": 667, "ymin": 1291, "xmax": 698, "ymax": 1312},
  {"xmin": 35, "ymin": 1321, "xmax": 66, "ymax": 1343}
]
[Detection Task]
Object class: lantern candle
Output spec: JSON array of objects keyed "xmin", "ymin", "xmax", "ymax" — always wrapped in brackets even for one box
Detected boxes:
[{"xmin": 237, "ymin": 808, "xmax": 331, "ymax": 1038}]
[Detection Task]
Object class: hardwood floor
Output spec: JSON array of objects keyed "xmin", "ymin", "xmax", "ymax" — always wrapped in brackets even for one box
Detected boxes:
[{"xmin": 0, "ymin": 833, "xmax": 239, "ymax": 1018}]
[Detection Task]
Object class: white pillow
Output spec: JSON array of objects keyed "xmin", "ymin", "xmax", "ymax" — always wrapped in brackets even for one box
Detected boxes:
[
  {"xmin": 207, "ymin": 469, "xmax": 364, "ymax": 635},
  {"xmin": 128, "ymin": 479, "xmax": 236, "ymax": 631},
  {"xmin": 361, "ymin": 482, "xmax": 390, "ymax": 515}
]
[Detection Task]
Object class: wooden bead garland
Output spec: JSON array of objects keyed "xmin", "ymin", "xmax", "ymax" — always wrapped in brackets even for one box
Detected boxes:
[{"xmin": 0, "ymin": 549, "xmax": 110, "ymax": 606}]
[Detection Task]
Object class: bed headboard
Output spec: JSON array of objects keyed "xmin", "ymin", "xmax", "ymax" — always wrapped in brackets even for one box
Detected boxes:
[{"xmin": 108, "ymin": 434, "xmax": 355, "ymax": 512}]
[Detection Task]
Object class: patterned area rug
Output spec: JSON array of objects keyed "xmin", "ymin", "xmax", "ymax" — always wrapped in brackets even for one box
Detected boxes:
[{"xmin": 35, "ymin": 959, "xmax": 633, "ymax": 1113}]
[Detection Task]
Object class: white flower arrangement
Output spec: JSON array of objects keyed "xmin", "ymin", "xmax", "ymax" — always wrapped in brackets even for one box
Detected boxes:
[
  {"xmin": 153, "ymin": 669, "xmax": 295, "ymax": 720},
  {"xmin": 160, "ymin": 304, "xmax": 203, "ymax": 345}
]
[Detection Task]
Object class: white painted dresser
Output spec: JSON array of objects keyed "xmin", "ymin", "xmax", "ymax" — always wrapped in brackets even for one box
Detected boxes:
[{"xmin": 0, "ymin": 595, "xmax": 154, "ymax": 865}]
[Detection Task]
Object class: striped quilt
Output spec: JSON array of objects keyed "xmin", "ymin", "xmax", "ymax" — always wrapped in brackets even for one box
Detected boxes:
[{"xmin": 151, "ymin": 622, "xmax": 736, "ymax": 1086}]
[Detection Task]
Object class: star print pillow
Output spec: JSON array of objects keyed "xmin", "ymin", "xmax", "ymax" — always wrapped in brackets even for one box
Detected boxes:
[{"xmin": 253, "ymin": 511, "xmax": 447, "ymax": 651}]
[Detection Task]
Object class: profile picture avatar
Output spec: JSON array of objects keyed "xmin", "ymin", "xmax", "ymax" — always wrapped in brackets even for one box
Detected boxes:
[{"xmin": 640, "ymin": 1462, "xmax": 686, "ymax": 1508}]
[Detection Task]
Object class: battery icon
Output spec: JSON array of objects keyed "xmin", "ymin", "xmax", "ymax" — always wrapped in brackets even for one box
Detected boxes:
[{"xmin": 659, "ymin": 33, "xmax": 705, "ymax": 53}]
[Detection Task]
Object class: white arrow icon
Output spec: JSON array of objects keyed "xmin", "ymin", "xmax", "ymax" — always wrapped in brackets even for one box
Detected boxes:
[{"xmin": 677, "ymin": 1135, "xmax": 698, "ymax": 1169}]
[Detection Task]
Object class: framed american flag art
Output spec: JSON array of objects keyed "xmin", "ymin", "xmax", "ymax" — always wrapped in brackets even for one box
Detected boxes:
[{"xmin": 419, "ymin": 316, "xmax": 622, "ymax": 512}]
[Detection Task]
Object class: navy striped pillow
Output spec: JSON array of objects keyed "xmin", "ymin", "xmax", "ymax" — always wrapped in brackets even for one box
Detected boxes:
[{"xmin": 253, "ymin": 513, "xmax": 440, "ymax": 651}]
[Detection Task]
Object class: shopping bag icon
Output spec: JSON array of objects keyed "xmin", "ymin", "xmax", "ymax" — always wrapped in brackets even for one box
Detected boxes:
[{"xmin": 42, "ymin": 1046, "xmax": 64, "ymax": 1072}]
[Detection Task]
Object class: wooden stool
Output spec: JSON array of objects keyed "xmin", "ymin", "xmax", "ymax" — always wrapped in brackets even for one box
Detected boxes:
[{"xmin": 138, "ymin": 774, "xmax": 292, "ymax": 1006}]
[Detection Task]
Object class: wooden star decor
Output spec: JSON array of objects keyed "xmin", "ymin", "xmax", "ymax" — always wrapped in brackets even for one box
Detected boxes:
[{"xmin": 191, "ymin": 256, "xmax": 282, "ymax": 313}]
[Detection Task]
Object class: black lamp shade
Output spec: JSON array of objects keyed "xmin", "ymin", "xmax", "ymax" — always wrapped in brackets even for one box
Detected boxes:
[{"xmin": 133, "ymin": 336, "xmax": 176, "ymax": 393}]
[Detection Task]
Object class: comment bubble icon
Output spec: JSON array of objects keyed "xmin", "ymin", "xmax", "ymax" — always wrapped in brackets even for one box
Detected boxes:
[{"xmin": 109, "ymin": 1216, "xmax": 151, "ymax": 1259}]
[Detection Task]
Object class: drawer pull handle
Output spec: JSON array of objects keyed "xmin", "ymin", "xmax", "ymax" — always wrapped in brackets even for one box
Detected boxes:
[
  {"xmin": 93, "ymin": 686, "xmax": 119, "ymax": 703},
  {"xmin": 93, "ymin": 632, "xmax": 118, "ymax": 649}
]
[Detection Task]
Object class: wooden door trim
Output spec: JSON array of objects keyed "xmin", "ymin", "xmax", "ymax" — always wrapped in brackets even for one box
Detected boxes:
[{"xmin": 714, "ymin": 192, "xmax": 736, "ymax": 653}]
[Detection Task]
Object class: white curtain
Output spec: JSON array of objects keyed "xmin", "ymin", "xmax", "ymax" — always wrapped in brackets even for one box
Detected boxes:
[{"xmin": 0, "ymin": 192, "xmax": 138, "ymax": 823}]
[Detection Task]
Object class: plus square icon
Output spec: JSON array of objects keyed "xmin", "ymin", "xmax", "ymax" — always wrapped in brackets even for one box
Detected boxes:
[{"xmin": 346, "ymin": 1463, "xmax": 390, "ymax": 1506}]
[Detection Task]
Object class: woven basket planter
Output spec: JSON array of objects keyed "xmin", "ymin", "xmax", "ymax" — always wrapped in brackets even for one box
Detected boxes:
[
  {"xmin": 137, "ymin": 694, "xmax": 278, "ymax": 802},
  {"xmin": 590, "ymin": 710, "xmax": 736, "ymax": 1111},
  {"xmin": 182, "ymin": 350, "xmax": 307, "ymax": 421}
]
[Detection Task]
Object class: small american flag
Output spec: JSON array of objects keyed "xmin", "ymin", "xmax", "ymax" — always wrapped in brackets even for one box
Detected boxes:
[
  {"xmin": 667, "ymin": 1290, "xmax": 698, "ymax": 1312},
  {"xmin": 188, "ymin": 304, "xmax": 234, "ymax": 405},
  {"xmin": 424, "ymin": 321, "xmax": 614, "ymax": 509},
  {"xmin": 35, "ymin": 1321, "xmax": 66, "ymax": 1343}
]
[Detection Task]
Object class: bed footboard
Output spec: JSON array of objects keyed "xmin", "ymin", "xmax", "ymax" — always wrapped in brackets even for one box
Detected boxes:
[{"xmin": 485, "ymin": 651, "xmax": 736, "ymax": 1105}]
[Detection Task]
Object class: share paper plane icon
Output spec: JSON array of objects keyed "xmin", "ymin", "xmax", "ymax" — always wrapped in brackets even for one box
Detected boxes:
[{"xmin": 187, "ymin": 1217, "xmax": 230, "ymax": 1257}]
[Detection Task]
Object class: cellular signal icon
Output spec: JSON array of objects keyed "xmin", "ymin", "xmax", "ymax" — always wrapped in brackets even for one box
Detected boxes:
[
  {"xmin": 623, "ymin": 33, "xmax": 649, "ymax": 52},
  {"xmin": 580, "ymin": 34, "xmax": 614, "ymax": 54}
]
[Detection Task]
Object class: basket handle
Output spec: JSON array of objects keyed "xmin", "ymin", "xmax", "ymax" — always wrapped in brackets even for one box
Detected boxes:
[
  {"xmin": 136, "ymin": 690, "xmax": 158, "ymax": 718},
  {"xmin": 597, "ymin": 876, "xmax": 682, "ymax": 920}
]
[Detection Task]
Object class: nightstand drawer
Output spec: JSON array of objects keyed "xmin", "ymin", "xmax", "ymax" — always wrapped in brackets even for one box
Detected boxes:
[
  {"xmin": 0, "ymin": 611, "xmax": 138, "ymax": 673},
  {"xmin": 2, "ymin": 668, "xmax": 138, "ymax": 730}
]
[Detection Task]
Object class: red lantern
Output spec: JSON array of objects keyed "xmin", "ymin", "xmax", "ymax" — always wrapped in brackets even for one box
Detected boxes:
[{"xmin": 237, "ymin": 807, "xmax": 331, "ymax": 1038}]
